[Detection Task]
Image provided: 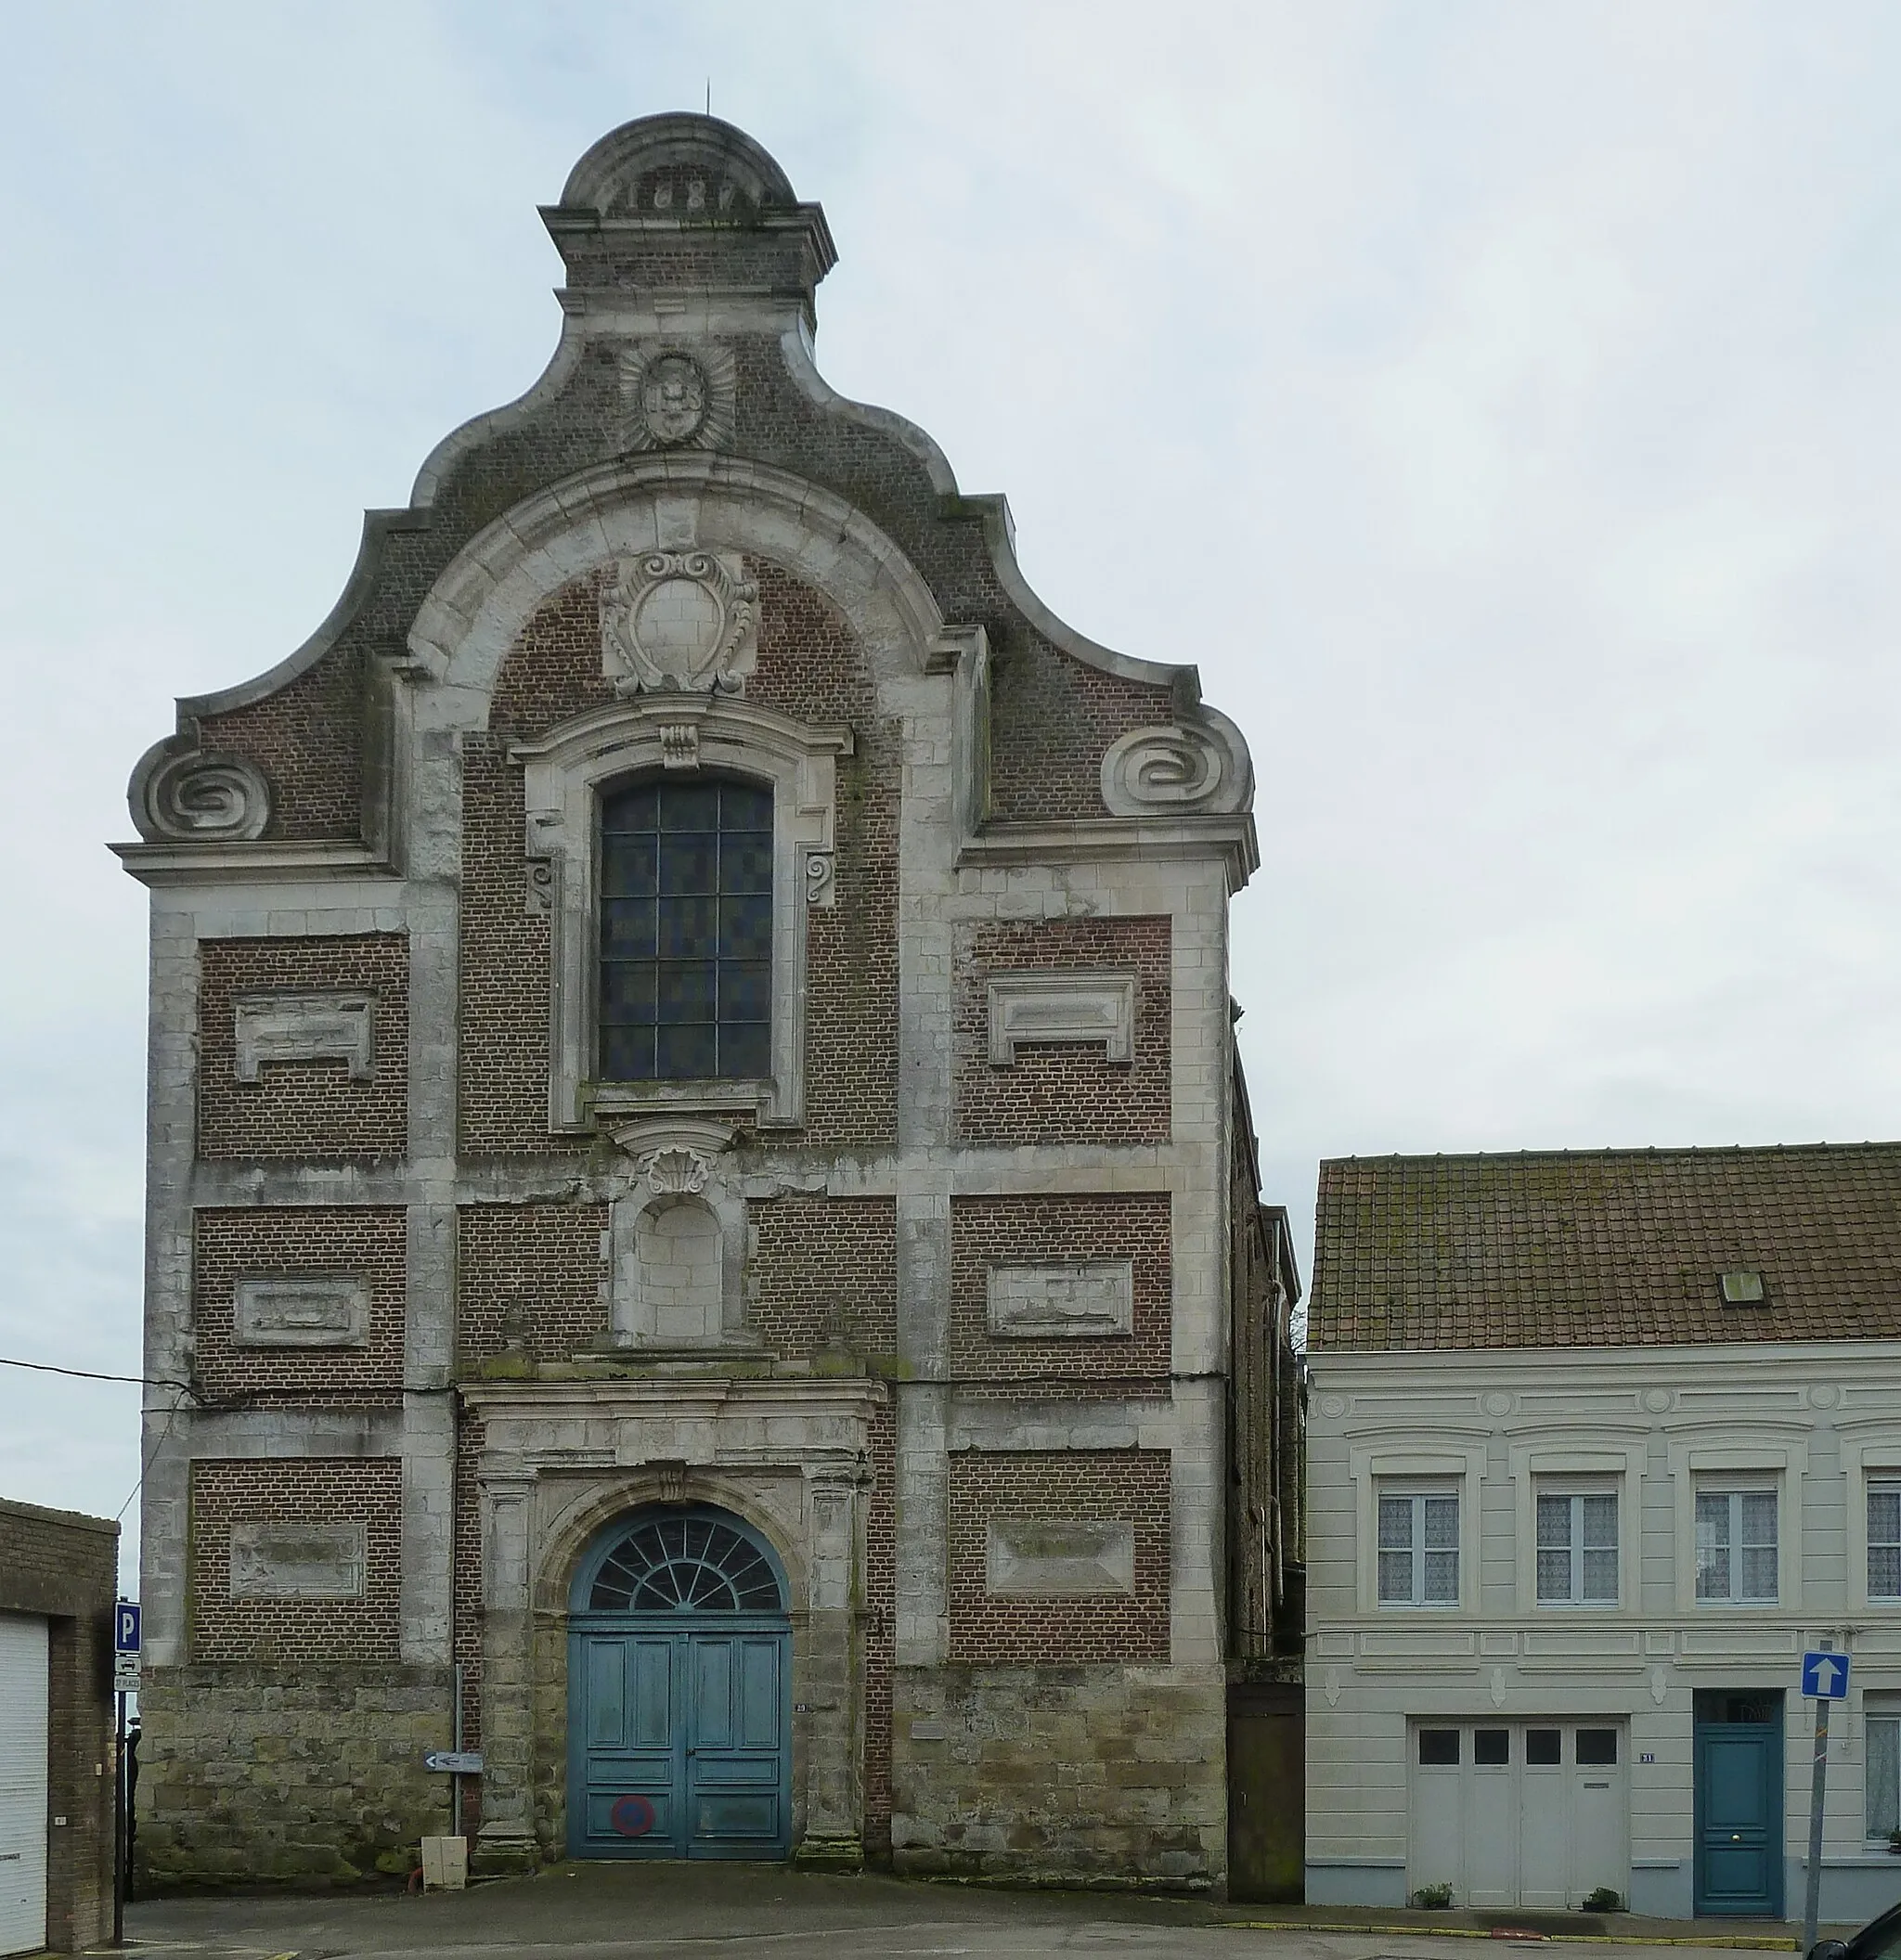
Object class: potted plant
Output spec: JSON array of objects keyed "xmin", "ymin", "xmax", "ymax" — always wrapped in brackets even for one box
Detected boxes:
[{"xmin": 1413, "ymin": 1883, "xmax": 1455, "ymax": 1910}]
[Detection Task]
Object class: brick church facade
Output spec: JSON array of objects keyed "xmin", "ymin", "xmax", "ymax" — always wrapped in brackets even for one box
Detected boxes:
[{"xmin": 115, "ymin": 115, "xmax": 1300, "ymax": 1888}]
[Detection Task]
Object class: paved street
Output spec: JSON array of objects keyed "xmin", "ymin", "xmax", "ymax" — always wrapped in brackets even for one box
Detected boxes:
[{"xmin": 108, "ymin": 1863, "xmax": 1838, "ymax": 1960}]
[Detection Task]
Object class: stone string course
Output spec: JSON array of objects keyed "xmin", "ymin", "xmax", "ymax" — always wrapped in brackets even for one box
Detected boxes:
[
  {"xmin": 188, "ymin": 1458, "xmax": 404, "ymax": 1662},
  {"xmin": 953, "ymin": 917, "xmax": 1172, "ymax": 1146},
  {"xmin": 945, "ymin": 1449, "xmax": 1170, "ymax": 1665},
  {"xmin": 197, "ymin": 935, "xmax": 409, "ymax": 1161},
  {"xmin": 192, "ymin": 1206, "xmax": 406, "ymax": 1401}
]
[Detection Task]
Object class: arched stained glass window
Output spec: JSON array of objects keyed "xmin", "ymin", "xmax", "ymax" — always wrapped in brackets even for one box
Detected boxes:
[
  {"xmin": 588, "ymin": 1511, "xmax": 783, "ymax": 1613},
  {"xmin": 599, "ymin": 777, "xmax": 773, "ymax": 1082}
]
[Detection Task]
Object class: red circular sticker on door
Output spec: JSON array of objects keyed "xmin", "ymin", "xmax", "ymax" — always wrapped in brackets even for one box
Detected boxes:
[{"xmin": 610, "ymin": 1794, "xmax": 656, "ymax": 1838}]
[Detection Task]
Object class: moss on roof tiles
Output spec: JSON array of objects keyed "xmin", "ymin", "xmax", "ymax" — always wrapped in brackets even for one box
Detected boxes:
[{"xmin": 1308, "ymin": 1141, "xmax": 1901, "ymax": 1352}]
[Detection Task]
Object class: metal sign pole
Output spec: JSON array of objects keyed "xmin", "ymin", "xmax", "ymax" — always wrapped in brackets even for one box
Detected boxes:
[
  {"xmin": 1802, "ymin": 1640, "xmax": 1836, "ymax": 1954},
  {"xmin": 112, "ymin": 1687, "xmax": 125, "ymax": 1947},
  {"xmin": 451, "ymin": 1663, "xmax": 464, "ymax": 1844}
]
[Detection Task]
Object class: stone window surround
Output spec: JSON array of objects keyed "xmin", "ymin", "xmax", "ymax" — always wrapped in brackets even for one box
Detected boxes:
[
  {"xmin": 513, "ymin": 695, "xmax": 851, "ymax": 1132},
  {"xmin": 1349, "ymin": 1442, "xmax": 1486, "ymax": 1617},
  {"xmin": 1506, "ymin": 1442, "xmax": 1642, "ymax": 1615},
  {"xmin": 1663, "ymin": 1437, "xmax": 1808, "ymax": 1614}
]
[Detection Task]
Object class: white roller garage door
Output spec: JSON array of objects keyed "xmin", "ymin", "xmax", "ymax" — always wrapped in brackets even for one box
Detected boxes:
[
  {"xmin": 0, "ymin": 1614, "xmax": 48, "ymax": 1958},
  {"xmin": 1409, "ymin": 1718, "xmax": 1627, "ymax": 1910}
]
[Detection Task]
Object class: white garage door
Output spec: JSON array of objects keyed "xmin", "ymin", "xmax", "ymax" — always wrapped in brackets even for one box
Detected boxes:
[
  {"xmin": 0, "ymin": 1615, "xmax": 48, "ymax": 1958},
  {"xmin": 1409, "ymin": 1718, "xmax": 1627, "ymax": 1910}
]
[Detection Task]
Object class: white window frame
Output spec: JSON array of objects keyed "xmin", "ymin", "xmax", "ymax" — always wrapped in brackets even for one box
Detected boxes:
[
  {"xmin": 1535, "ymin": 1485, "xmax": 1620, "ymax": 1605},
  {"xmin": 1693, "ymin": 1483, "xmax": 1779, "ymax": 1604},
  {"xmin": 1666, "ymin": 1439, "xmax": 1804, "ymax": 1613},
  {"xmin": 1377, "ymin": 1485, "xmax": 1461, "ymax": 1607},
  {"xmin": 513, "ymin": 697, "xmax": 851, "ymax": 1132}
]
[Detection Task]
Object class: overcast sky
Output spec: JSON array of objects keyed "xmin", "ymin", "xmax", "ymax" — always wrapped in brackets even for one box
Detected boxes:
[{"xmin": 6, "ymin": 2, "xmax": 1900, "ymax": 1583}]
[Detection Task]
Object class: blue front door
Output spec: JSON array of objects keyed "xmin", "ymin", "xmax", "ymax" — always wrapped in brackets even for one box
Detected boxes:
[
  {"xmin": 1694, "ymin": 1696, "xmax": 1783, "ymax": 1916},
  {"xmin": 567, "ymin": 1506, "xmax": 792, "ymax": 1861}
]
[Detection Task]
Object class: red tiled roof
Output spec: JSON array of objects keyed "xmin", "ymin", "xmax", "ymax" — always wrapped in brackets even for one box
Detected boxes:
[{"xmin": 1308, "ymin": 1143, "xmax": 1901, "ymax": 1351}]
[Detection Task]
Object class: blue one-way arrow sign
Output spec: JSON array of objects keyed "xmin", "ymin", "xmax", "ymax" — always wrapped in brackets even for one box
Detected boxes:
[{"xmin": 1802, "ymin": 1650, "xmax": 1850, "ymax": 1698}]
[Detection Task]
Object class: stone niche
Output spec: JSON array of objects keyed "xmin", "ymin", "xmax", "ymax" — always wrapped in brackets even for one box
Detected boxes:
[{"xmin": 607, "ymin": 1120, "xmax": 750, "ymax": 1349}]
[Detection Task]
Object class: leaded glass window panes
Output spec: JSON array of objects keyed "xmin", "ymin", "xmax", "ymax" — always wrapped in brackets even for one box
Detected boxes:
[
  {"xmin": 1697, "ymin": 1487, "xmax": 1778, "ymax": 1603},
  {"xmin": 1377, "ymin": 1489, "xmax": 1459, "ymax": 1605},
  {"xmin": 1536, "ymin": 1489, "xmax": 1619, "ymax": 1604},
  {"xmin": 599, "ymin": 777, "xmax": 773, "ymax": 1083},
  {"xmin": 1870, "ymin": 1484, "xmax": 1901, "ymax": 1601}
]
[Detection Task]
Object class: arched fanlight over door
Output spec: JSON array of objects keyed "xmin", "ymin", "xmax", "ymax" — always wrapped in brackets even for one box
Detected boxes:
[{"xmin": 585, "ymin": 1508, "xmax": 784, "ymax": 1613}]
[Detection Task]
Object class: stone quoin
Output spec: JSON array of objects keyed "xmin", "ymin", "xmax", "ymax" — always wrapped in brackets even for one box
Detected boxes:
[{"xmin": 114, "ymin": 112, "xmax": 1302, "ymax": 1890}]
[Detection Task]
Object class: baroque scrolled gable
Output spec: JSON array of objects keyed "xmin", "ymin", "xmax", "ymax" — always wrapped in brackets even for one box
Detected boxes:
[{"xmin": 114, "ymin": 111, "xmax": 1257, "ymax": 890}]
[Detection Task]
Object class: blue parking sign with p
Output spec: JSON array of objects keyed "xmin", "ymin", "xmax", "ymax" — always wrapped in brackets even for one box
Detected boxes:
[
  {"xmin": 115, "ymin": 1602, "xmax": 141, "ymax": 1655},
  {"xmin": 1802, "ymin": 1650, "xmax": 1849, "ymax": 1698}
]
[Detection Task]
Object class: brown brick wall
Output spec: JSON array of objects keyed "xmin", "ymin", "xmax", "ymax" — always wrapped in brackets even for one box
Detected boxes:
[
  {"xmin": 458, "ymin": 562, "xmax": 900, "ymax": 1154},
  {"xmin": 954, "ymin": 916, "xmax": 1171, "ymax": 1146},
  {"xmin": 750, "ymin": 563, "xmax": 900, "ymax": 1149},
  {"xmin": 749, "ymin": 1195, "xmax": 898, "ymax": 1358},
  {"xmin": 197, "ymin": 644, "xmax": 365, "ymax": 842},
  {"xmin": 188, "ymin": 1459, "xmax": 402, "ymax": 1662},
  {"xmin": 457, "ymin": 1203, "xmax": 608, "ymax": 1364},
  {"xmin": 0, "ymin": 1500, "xmax": 116, "ymax": 1954},
  {"xmin": 945, "ymin": 1450, "xmax": 1170, "ymax": 1665},
  {"xmin": 197, "ymin": 935, "xmax": 408, "ymax": 1161},
  {"xmin": 863, "ymin": 1397, "xmax": 896, "ymax": 1855},
  {"xmin": 949, "ymin": 1194, "xmax": 1171, "ymax": 1388},
  {"xmin": 192, "ymin": 1207, "xmax": 406, "ymax": 1401},
  {"xmin": 451, "ymin": 1414, "xmax": 484, "ymax": 1801},
  {"xmin": 458, "ymin": 737, "xmax": 560, "ymax": 1154},
  {"xmin": 988, "ymin": 644, "xmax": 1175, "ymax": 824}
]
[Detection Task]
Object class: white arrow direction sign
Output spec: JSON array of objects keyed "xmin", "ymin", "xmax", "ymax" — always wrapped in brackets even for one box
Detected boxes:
[{"xmin": 1802, "ymin": 1650, "xmax": 1850, "ymax": 1698}]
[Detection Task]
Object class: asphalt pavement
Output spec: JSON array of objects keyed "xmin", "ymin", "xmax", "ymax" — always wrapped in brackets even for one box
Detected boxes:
[{"xmin": 101, "ymin": 1862, "xmax": 1859, "ymax": 1960}]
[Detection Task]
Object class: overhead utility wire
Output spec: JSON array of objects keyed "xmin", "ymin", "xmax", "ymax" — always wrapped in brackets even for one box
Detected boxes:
[{"xmin": 0, "ymin": 1355, "xmax": 193, "ymax": 1391}]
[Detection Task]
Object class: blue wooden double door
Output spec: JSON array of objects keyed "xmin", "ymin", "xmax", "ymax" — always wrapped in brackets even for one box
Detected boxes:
[
  {"xmin": 570, "ymin": 1624, "xmax": 790, "ymax": 1859},
  {"xmin": 567, "ymin": 1506, "xmax": 792, "ymax": 1861}
]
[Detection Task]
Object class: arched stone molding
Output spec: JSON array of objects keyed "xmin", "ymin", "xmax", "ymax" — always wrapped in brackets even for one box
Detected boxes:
[
  {"xmin": 512, "ymin": 698, "xmax": 852, "ymax": 1133},
  {"xmin": 407, "ymin": 452, "xmax": 946, "ymax": 717},
  {"xmin": 462, "ymin": 1384, "xmax": 884, "ymax": 1865}
]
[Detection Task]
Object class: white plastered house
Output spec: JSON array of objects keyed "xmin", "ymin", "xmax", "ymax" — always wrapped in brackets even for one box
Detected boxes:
[{"xmin": 1305, "ymin": 1144, "xmax": 1901, "ymax": 1923}]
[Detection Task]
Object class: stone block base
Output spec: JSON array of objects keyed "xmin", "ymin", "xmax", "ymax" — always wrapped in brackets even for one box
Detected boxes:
[
  {"xmin": 135, "ymin": 1663, "xmax": 455, "ymax": 1889},
  {"xmin": 889, "ymin": 1662, "xmax": 1225, "ymax": 1888},
  {"xmin": 794, "ymin": 1832, "xmax": 865, "ymax": 1871}
]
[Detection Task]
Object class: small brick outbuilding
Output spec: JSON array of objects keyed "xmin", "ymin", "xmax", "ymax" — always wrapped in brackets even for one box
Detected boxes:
[{"xmin": 0, "ymin": 1497, "xmax": 118, "ymax": 1954}]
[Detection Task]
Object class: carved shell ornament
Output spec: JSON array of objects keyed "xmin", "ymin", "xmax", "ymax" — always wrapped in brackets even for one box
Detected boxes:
[
  {"xmin": 601, "ymin": 550, "xmax": 759, "ymax": 696},
  {"xmin": 129, "ymin": 736, "xmax": 272, "ymax": 843},
  {"xmin": 618, "ymin": 343, "xmax": 736, "ymax": 453}
]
